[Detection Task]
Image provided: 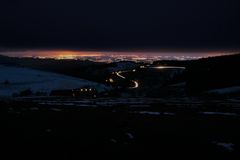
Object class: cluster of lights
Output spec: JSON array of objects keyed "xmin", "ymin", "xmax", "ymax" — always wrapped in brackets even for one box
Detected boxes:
[
  {"xmin": 52, "ymin": 54, "xmax": 203, "ymax": 62},
  {"xmin": 106, "ymin": 78, "xmax": 114, "ymax": 83},
  {"xmin": 74, "ymin": 88, "xmax": 94, "ymax": 92},
  {"xmin": 72, "ymin": 88, "xmax": 96, "ymax": 97}
]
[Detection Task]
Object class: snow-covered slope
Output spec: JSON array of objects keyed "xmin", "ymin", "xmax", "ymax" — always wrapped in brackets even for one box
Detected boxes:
[
  {"xmin": 0, "ymin": 65, "xmax": 108, "ymax": 96},
  {"xmin": 207, "ymin": 86, "xmax": 240, "ymax": 95}
]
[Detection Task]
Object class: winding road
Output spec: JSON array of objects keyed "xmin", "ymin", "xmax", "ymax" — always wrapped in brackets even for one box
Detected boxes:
[
  {"xmin": 114, "ymin": 65, "xmax": 185, "ymax": 89},
  {"xmin": 115, "ymin": 71, "xmax": 139, "ymax": 89}
]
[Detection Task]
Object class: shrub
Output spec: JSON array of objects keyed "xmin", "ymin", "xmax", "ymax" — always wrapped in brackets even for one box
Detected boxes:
[
  {"xmin": 3, "ymin": 80, "xmax": 10, "ymax": 85},
  {"xmin": 19, "ymin": 89, "xmax": 33, "ymax": 97}
]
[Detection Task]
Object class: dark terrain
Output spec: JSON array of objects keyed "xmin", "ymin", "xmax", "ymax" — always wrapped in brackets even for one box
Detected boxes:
[
  {"xmin": 1, "ymin": 54, "xmax": 240, "ymax": 159},
  {"xmin": 1, "ymin": 97, "xmax": 240, "ymax": 159}
]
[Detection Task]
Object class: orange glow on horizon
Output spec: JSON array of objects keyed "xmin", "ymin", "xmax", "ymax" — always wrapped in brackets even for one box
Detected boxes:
[
  {"xmin": 2, "ymin": 50, "xmax": 104, "ymax": 59},
  {"xmin": 0, "ymin": 49, "xmax": 238, "ymax": 60},
  {"xmin": 53, "ymin": 51, "xmax": 103, "ymax": 58}
]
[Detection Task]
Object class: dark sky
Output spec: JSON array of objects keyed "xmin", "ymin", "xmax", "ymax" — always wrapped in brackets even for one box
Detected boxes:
[{"xmin": 0, "ymin": 0, "xmax": 240, "ymax": 50}]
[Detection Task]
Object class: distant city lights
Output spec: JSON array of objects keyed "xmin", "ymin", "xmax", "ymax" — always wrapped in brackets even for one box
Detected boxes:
[{"xmin": 0, "ymin": 50, "xmax": 236, "ymax": 63}]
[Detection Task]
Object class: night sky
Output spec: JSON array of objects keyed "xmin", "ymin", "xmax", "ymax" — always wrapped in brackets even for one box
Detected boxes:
[{"xmin": 0, "ymin": 0, "xmax": 240, "ymax": 50}]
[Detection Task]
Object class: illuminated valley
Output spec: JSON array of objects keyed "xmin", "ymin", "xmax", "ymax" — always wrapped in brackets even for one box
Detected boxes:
[{"xmin": 0, "ymin": 49, "xmax": 236, "ymax": 63}]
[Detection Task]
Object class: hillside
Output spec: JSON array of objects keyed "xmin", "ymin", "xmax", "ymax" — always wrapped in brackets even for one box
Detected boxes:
[
  {"xmin": 0, "ymin": 65, "xmax": 107, "ymax": 97},
  {"xmin": 185, "ymin": 53, "xmax": 240, "ymax": 94},
  {"xmin": 0, "ymin": 55, "xmax": 141, "ymax": 83}
]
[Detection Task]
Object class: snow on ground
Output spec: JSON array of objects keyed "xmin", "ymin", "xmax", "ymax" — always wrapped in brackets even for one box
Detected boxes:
[
  {"xmin": 126, "ymin": 133, "xmax": 134, "ymax": 139},
  {"xmin": 212, "ymin": 141, "xmax": 235, "ymax": 151},
  {"xmin": 138, "ymin": 111, "xmax": 161, "ymax": 115},
  {"xmin": 0, "ymin": 65, "xmax": 108, "ymax": 96},
  {"xmin": 207, "ymin": 86, "xmax": 240, "ymax": 94},
  {"xmin": 200, "ymin": 112, "xmax": 238, "ymax": 116},
  {"xmin": 132, "ymin": 111, "xmax": 175, "ymax": 116}
]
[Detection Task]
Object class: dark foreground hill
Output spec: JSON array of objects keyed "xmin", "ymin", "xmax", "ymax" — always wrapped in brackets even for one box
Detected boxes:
[
  {"xmin": 154, "ymin": 53, "xmax": 240, "ymax": 94},
  {"xmin": 1, "ymin": 98, "xmax": 240, "ymax": 159},
  {"xmin": 185, "ymin": 54, "xmax": 240, "ymax": 94}
]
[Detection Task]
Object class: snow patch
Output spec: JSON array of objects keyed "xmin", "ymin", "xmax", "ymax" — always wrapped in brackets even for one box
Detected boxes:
[
  {"xmin": 207, "ymin": 86, "xmax": 240, "ymax": 94},
  {"xmin": 126, "ymin": 133, "xmax": 134, "ymax": 139},
  {"xmin": 201, "ymin": 112, "xmax": 237, "ymax": 116},
  {"xmin": 0, "ymin": 65, "xmax": 108, "ymax": 96},
  {"xmin": 213, "ymin": 142, "xmax": 235, "ymax": 151},
  {"xmin": 110, "ymin": 139, "xmax": 117, "ymax": 143},
  {"xmin": 133, "ymin": 111, "xmax": 175, "ymax": 116}
]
